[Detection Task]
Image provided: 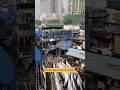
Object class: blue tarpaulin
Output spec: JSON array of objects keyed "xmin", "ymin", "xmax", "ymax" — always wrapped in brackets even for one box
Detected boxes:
[
  {"xmin": 48, "ymin": 41, "xmax": 72, "ymax": 50},
  {"xmin": 61, "ymin": 40, "xmax": 73, "ymax": 50},
  {"xmin": 0, "ymin": 4, "xmax": 16, "ymax": 26},
  {"xmin": 35, "ymin": 28, "xmax": 72, "ymax": 65},
  {"xmin": 9, "ymin": 4, "xmax": 17, "ymax": 27},
  {"xmin": 35, "ymin": 27, "xmax": 43, "ymax": 65},
  {"xmin": 0, "ymin": 46, "xmax": 14, "ymax": 84},
  {"xmin": 35, "ymin": 46, "xmax": 43, "ymax": 65},
  {"xmin": 35, "ymin": 28, "xmax": 43, "ymax": 40},
  {"xmin": 0, "ymin": 46, "xmax": 18, "ymax": 85}
]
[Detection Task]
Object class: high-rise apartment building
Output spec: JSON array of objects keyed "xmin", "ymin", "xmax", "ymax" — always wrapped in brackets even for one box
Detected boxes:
[
  {"xmin": 39, "ymin": 0, "xmax": 85, "ymax": 21},
  {"xmin": 50, "ymin": 0, "xmax": 56, "ymax": 13},
  {"xmin": 68, "ymin": 0, "xmax": 85, "ymax": 14},
  {"xmin": 40, "ymin": 0, "xmax": 63, "ymax": 21},
  {"xmin": 40, "ymin": 0, "xmax": 51, "ymax": 20},
  {"xmin": 56, "ymin": 0, "xmax": 62, "ymax": 19},
  {"xmin": 62, "ymin": 0, "xmax": 69, "ymax": 14},
  {"xmin": 86, "ymin": 0, "xmax": 106, "ymax": 9}
]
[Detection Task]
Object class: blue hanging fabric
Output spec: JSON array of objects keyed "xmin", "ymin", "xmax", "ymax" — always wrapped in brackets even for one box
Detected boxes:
[
  {"xmin": 61, "ymin": 40, "xmax": 72, "ymax": 50},
  {"xmin": 35, "ymin": 28, "xmax": 43, "ymax": 41},
  {"xmin": 35, "ymin": 27, "xmax": 43, "ymax": 65},
  {"xmin": 9, "ymin": 4, "xmax": 17, "ymax": 27},
  {"xmin": 0, "ymin": 46, "xmax": 19, "ymax": 85},
  {"xmin": 35, "ymin": 46, "xmax": 43, "ymax": 65}
]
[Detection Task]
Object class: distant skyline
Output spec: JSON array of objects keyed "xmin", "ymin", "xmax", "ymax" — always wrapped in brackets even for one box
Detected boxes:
[
  {"xmin": 35, "ymin": 0, "xmax": 85, "ymax": 21},
  {"xmin": 35, "ymin": 0, "xmax": 69, "ymax": 20}
]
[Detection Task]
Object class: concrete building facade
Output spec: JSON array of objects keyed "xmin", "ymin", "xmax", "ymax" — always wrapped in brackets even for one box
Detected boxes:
[
  {"xmin": 39, "ymin": 0, "xmax": 85, "ymax": 21},
  {"xmin": 68, "ymin": 0, "xmax": 85, "ymax": 14}
]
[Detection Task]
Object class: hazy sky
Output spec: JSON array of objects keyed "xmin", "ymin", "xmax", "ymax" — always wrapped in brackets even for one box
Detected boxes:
[
  {"xmin": 62, "ymin": 0, "xmax": 68, "ymax": 13},
  {"xmin": 35, "ymin": 0, "xmax": 41, "ymax": 20}
]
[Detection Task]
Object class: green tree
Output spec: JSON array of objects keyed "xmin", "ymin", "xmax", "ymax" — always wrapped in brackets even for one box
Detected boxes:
[
  {"xmin": 63, "ymin": 15, "xmax": 73, "ymax": 25},
  {"xmin": 63, "ymin": 14, "xmax": 85, "ymax": 25}
]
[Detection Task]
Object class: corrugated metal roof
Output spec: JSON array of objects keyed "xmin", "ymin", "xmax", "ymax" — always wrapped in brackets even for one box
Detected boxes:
[
  {"xmin": 66, "ymin": 48, "xmax": 85, "ymax": 60},
  {"xmin": 47, "ymin": 19, "xmax": 64, "ymax": 28},
  {"xmin": 47, "ymin": 23, "xmax": 64, "ymax": 28},
  {"xmin": 86, "ymin": 52, "xmax": 120, "ymax": 80}
]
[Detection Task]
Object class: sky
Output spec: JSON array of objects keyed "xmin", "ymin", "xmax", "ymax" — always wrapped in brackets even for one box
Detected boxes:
[{"xmin": 35, "ymin": 0, "xmax": 41, "ymax": 20}]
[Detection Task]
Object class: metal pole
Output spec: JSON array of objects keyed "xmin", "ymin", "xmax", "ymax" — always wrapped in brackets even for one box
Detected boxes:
[
  {"xmin": 42, "ymin": 62, "xmax": 46, "ymax": 90},
  {"xmin": 44, "ymin": 71, "xmax": 46, "ymax": 90},
  {"xmin": 38, "ymin": 65, "xmax": 40, "ymax": 89},
  {"xmin": 36, "ymin": 64, "xmax": 38, "ymax": 90},
  {"xmin": 39, "ymin": 65, "xmax": 43, "ymax": 87}
]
